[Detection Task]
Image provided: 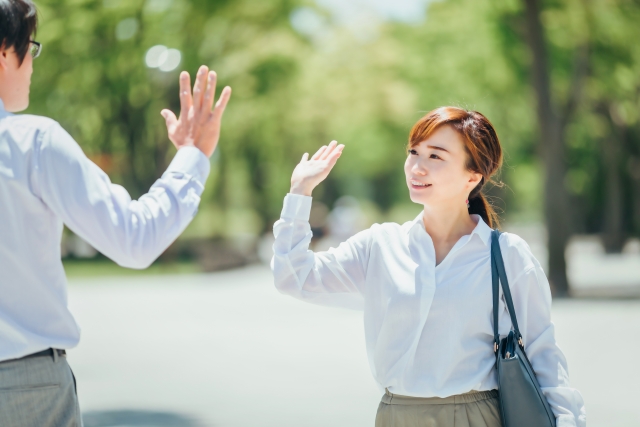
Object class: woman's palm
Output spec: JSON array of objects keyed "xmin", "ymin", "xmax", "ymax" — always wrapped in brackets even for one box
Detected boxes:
[{"xmin": 290, "ymin": 141, "xmax": 344, "ymax": 196}]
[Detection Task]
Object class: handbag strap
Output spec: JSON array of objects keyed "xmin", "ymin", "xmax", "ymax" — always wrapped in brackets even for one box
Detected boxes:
[{"xmin": 491, "ymin": 229, "xmax": 523, "ymax": 351}]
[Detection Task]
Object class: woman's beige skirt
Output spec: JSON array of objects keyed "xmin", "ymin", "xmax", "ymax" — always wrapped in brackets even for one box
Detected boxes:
[{"xmin": 375, "ymin": 389, "xmax": 501, "ymax": 427}]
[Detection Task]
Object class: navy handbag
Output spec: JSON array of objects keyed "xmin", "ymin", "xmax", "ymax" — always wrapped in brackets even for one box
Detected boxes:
[{"xmin": 491, "ymin": 230, "xmax": 556, "ymax": 427}]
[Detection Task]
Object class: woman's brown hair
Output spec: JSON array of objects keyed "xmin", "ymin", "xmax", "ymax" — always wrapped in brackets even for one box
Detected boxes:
[{"xmin": 408, "ymin": 106, "xmax": 503, "ymax": 228}]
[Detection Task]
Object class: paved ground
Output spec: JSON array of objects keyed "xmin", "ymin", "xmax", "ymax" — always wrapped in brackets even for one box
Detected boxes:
[{"xmin": 67, "ymin": 265, "xmax": 640, "ymax": 427}]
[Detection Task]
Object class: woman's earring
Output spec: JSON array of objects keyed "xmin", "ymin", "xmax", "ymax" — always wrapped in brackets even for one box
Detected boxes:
[{"xmin": 466, "ymin": 199, "xmax": 470, "ymax": 209}]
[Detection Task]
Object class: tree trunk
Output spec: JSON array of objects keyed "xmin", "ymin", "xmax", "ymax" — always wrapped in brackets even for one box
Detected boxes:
[
  {"xmin": 601, "ymin": 104, "xmax": 627, "ymax": 252},
  {"xmin": 602, "ymin": 138, "xmax": 624, "ymax": 252},
  {"xmin": 523, "ymin": 0, "xmax": 572, "ymax": 296},
  {"xmin": 629, "ymin": 156, "xmax": 640, "ymax": 236}
]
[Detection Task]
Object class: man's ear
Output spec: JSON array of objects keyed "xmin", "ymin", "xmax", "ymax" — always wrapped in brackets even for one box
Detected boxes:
[{"xmin": 0, "ymin": 45, "xmax": 8, "ymax": 70}]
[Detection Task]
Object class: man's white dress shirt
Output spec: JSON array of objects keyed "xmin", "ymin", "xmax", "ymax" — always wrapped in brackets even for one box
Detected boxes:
[
  {"xmin": 272, "ymin": 193, "xmax": 586, "ymax": 427},
  {"xmin": 0, "ymin": 99, "xmax": 209, "ymax": 361}
]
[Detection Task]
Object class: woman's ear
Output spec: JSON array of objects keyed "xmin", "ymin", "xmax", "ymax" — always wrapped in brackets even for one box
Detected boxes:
[{"xmin": 468, "ymin": 171, "xmax": 483, "ymax": 187}]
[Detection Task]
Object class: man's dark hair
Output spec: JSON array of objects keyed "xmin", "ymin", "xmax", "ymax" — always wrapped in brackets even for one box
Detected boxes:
[{"xmin": 0, "ymin": 0, "xmax": 38, "ymax": 65}]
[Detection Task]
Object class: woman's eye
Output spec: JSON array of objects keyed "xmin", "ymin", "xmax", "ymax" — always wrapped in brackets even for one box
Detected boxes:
[
  {"xmin": 430, "ymin": 154, "xmax": 441, "ymax": 160},
  {"xmin": 408, "ymin": 149, "xmax": 418, "ymax": 155}
]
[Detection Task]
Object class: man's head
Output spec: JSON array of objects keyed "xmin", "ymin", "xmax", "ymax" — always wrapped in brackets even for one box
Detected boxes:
[{"xmin": 0, "ymin": 0, "xmax": 38, "ymax": 112}]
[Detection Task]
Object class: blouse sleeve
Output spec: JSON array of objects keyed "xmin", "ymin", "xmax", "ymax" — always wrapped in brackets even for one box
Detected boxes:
[
  {"xmin": 271, "ymin": 193, "xmax": 371, "ymax": 310},
  {"xmin": 502, "ymin": 236, "xmax": 587, "ymax": 427}
]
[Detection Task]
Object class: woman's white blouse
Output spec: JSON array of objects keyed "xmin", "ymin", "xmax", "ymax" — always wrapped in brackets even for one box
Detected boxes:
[{"xmin": 271, "ymin": 194, "xmax": 586, "ymax": 427}]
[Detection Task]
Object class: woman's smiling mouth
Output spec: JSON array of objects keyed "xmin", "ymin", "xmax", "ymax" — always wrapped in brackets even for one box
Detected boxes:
[{"xmin": 410, "ymin": 180, "xmax": 432, "ymax": 189}]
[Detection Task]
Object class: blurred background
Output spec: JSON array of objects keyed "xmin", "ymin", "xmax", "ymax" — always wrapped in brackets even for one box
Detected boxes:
[{"xmin": 24, "ymin": 0, "xmax": 640, "ymax": 425}]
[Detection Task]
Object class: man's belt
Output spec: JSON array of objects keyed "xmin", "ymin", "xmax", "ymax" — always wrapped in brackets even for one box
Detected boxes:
[
  {"xmin": 23, "ymin": 348, "xmax": 66, "ymax": 359},
  {"xmin": 1, "ymin": 348, "xmax": 66, "ymax": 363}
]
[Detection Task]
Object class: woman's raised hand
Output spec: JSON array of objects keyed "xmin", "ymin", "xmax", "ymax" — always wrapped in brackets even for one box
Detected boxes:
[
  {"xmin": 290, "ymin": 141, "xmax": 345, "ymax": 196},
  {"xmin": 161, "ymin": 65, "xmax": 232, "ymax": 158}
]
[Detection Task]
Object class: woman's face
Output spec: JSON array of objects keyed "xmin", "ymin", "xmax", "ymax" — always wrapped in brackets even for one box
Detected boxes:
[{"xmin": 404, "ymin": 125, "xmax": 482, "ymax": 208}]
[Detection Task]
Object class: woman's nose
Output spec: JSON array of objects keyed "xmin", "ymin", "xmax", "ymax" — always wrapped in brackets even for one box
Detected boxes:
[{"xmin": 411, "ymin": 161, "xmax": 427, "ymax": 175}]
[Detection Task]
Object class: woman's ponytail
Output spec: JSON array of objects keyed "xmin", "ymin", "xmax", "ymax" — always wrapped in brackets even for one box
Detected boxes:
[
  {"xmin": 467, "ymin": 177, "xmax": 501, "ymax": 229},
  {"xmin": 469, "ymin": 193, "xmax": 499, "ymax": 229}
]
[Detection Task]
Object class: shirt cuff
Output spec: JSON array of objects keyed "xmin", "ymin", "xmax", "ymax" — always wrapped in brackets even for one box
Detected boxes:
[
  {"xmin": 165, "ymin": 146, "xmax": 211, "ymax": 184},
  {"xmin": 281, "ymin": 193, "xmax": 312, "ymax": 221}
]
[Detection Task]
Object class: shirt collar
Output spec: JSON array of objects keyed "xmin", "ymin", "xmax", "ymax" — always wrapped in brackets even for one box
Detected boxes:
[{"xmin": 408, "ymin": 212, "xmax": 493, "ymax": 246}]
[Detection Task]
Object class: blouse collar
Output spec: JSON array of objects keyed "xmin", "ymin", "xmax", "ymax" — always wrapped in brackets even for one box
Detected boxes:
[{"xmin": 408, "ymin": 211, "xmax": 493, "ymax": 247}]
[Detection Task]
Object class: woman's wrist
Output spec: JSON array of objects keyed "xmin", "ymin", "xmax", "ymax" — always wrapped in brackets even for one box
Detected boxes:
[{"xmin": 290, "ymin": 181, "xmax": 313, "ymax": 197}]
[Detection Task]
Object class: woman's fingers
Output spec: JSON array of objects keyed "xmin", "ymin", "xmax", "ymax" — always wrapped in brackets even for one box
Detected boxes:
[
  {"xmin": 310, "ymin": 141, "xmax": 343, "ymax": 168},
  {"xmin": 178, "ymin": 71, "xmax": 192, "ymax": 118},
  {"xmin": 192, "ymin": 65, "xmax": 209, "ymax": 111},
  {"xmin": 328, "ymin": 144, "xmax": 344, "ymax": 165},
  {"xmin": 301, "ymin": 153, "xmax": 309, "ymax": 162},
  {"xmin": 202, "ymin": 71, "xmax": 217, "ymax": 117},
  {"xmin": 320, "ymin": 140, "xmax": 338, "ymax": 160},
  {"xmin": 312, "ymin": 145, "xmax": 328, "ymax": 160}
]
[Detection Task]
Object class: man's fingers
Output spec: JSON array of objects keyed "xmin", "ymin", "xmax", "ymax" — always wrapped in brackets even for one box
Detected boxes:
[
  {"xmin": 212, "ymin": 86, "xmax": 232, "ymax": 120},
  {"xmin": 202, "ymin": 71, "xmax": 217, "ymax": 116},
  {"xmin": 178, "ymin": 71, "xmax": 192, "ymax": 117},
  {"xmin": 192, "ymin": 65, "xmax": 209, "ymax": 111},
  {"xmin": 161, "ymin": 109, "xmax": 178, "ymax": 129},
  {"xmin": 312, "ymin": 145, "xmax": 328, "ymax": 160},
  {"xmin": 320, "ymin": 140, "xmax": 338, "ymax": 160}
]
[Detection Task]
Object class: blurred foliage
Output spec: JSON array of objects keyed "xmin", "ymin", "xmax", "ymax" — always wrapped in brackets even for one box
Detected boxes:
[
  {"xmin": 63, "ymin": 257, "xmax": 200, "ymax": 278},
  {"xmin": 26, "ymin": 0, "xmax": 640, "ymax": 247}
]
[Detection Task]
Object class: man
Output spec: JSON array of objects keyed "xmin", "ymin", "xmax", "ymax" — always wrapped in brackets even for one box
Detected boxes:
[{"xmin": 0, "ymin": 0, "xmax": 231, "ymax": 425}]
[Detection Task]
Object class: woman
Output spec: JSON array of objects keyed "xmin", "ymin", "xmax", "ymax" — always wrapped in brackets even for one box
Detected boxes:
[{"xmin": 271, "ymin": 107, "xmax": 586, "ymax": 427}]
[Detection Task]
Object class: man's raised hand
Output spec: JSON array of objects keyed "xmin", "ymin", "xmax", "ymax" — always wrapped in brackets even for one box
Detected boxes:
[
  {"xmin": 290, "ymin": 141, "xmax": 345, "ymax": 196},
  {"xmin": 161, "ymin": 65, "xmax": 232, "ymax": 158}
]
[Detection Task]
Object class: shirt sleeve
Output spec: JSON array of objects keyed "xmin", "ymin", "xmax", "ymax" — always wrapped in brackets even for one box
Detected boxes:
[
  {"xmin": 271, "ymin": 193, "xmax": 371, "ymax": 310},
  {"xmin": 34, "ymin": 121, "xmax": 210, "ymax": 269},
  {"xmin": 504, "ymin": 239, "xmax": 587, "ymax": 427}
]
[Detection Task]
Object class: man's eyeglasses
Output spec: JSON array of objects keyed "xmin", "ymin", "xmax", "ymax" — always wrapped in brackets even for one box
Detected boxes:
[{"xmin": 29, "ymin": 41, "xmax": 42, "ymax": 59}]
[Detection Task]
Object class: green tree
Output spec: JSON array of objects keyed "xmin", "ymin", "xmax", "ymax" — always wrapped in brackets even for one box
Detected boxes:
[{"xmin": 26, "ymin": 0, "xmax": 640, "ymax": 287}]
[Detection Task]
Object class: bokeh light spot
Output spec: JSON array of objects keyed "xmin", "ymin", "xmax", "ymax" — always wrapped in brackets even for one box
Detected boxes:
[
  {"xmin": 145, "ymin": 45, "xmax": 167, "ymax": 68},
  {"xmin": 145, "ymin": 45, "xmax": 181, "ymax": 72},
  {"xmin": 158, "ymin": 49, "xmax": 181, "ymax": 72}
]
